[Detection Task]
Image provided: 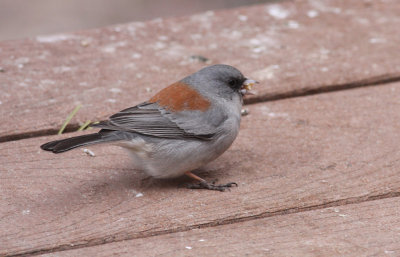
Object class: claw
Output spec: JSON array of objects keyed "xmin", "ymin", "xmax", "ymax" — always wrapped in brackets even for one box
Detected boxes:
[{"xmin": 186, "ymin": 181, "xmax": 238, "ymax": 192}]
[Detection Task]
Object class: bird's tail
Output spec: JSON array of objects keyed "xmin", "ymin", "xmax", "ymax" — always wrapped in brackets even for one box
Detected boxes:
[{"xmin": 40, "ymin": 133, "xmax": 114, "ymax": 153}]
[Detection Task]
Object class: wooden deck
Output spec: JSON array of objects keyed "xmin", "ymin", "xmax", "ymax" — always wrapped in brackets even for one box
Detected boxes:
[{"xmin": 1, "ymin": 0, "xmax": 400, "ymax": 256}]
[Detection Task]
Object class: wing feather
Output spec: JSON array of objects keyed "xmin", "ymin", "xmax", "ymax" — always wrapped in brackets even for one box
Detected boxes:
[{"xmin": 91, "ymin": 102, "xmax": 215, "ymax": 140}]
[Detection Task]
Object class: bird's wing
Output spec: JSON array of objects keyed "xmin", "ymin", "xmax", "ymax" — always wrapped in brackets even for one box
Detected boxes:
[{"xmin": 91, "ymin": 102, "xmax": 226, "ymax": 140}]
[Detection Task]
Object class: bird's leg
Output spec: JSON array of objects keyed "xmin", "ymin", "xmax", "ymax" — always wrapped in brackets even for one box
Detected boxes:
[{"xmin": 184, "ymin": 171, "xmax": 237, "ymax": 192}]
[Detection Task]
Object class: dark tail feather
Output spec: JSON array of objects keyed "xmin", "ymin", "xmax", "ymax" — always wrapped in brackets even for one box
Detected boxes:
[{"xmin": 41, "ymin": 133, "xmax": 105, "ymax": 153}]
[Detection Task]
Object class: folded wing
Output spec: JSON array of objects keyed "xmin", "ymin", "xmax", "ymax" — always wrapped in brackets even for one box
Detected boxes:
[{"xmin": 92, "ymin": 102, "xmax": 226, "ymax": 140}]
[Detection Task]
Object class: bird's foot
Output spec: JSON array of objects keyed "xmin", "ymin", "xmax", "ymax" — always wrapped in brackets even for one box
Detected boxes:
[{"xmin": 186, "ymin": 181, "xmax": 238, "ymax": 192}]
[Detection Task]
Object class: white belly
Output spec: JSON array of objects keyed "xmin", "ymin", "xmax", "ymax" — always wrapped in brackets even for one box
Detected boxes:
[{"xmin": 120, "ymin": 119, "xmax": 239, "ymax": 179}]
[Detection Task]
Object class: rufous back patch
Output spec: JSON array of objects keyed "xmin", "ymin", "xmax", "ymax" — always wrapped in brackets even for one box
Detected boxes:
[{"xmin": 149, "ymin": 82, "xmax": 210, "ymax": 112}]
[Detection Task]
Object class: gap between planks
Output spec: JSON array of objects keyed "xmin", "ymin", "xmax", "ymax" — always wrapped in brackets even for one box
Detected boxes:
[
  {"xmin": 2, "ymin": 72, "xmax": 400, "ymax": 144},
  {"xmin": 244, "ymin": 72, "xmax": 400, "ymax": 104},
  {"xmin": 12, "ymin": 191, "xmax": 400, "ymax": 257}
]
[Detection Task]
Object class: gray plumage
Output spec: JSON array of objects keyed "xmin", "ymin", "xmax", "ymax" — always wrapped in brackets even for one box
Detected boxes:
[{"xmin": 41, "ymin": 64, "xmax": 248, "ymax": 179}]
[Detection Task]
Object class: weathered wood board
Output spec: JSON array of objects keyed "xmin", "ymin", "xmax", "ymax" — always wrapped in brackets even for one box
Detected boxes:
[
  {"xmin": 1, "ymin": 82, "xmax": 399, "ymax": 256},
  {"xmin": 44, "ymin": 197, "xmax": 400, "ymax": 257},
  {"xmin": 1, "ymin": 0, "xmax": 400, "ymax": 140}
]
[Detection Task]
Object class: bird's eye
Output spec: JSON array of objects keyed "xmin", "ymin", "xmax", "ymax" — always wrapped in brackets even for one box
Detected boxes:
[{"xmin": 228, "ymin": 79, "xmax": 237, "ymax": 87}]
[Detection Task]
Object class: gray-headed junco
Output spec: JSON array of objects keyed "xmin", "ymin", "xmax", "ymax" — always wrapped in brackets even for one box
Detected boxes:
[{"xmin": 41, "ymin": 64, "xmax": 257, "ymax": 191}]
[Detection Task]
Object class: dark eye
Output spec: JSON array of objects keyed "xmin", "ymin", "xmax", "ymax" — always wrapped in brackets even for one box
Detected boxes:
[{"xmin": 228, "ymin": 78, "xmax": 238, "ymax": 88}]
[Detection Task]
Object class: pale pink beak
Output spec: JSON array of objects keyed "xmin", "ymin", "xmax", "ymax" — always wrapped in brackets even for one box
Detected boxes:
[{"xmin": 240, "ymin": 79, "xmax": 258, "ymax": 96}]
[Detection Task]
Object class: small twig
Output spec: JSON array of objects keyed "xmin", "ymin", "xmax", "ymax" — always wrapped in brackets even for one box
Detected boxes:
[
  {"xmin": 58, "ymin": 104, "xmax": 82, "ymax": 135},
  {"xmin": 77, "ymin": 120, "xmax": 91, "ymax": 131}
]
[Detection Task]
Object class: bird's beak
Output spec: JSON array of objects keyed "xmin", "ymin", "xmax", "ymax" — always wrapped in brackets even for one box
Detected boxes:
[{"xmin": 240, "ymin": 79, "xmax": 258, "ymax": 96}]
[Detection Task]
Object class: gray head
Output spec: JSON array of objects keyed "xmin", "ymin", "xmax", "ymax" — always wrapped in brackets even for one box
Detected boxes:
[{"xmin": 182, "ymin": 64, "xmax": 253, "ymax": 100}]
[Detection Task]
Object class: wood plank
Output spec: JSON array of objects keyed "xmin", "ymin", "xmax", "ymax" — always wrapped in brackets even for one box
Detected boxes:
[
  {"xmin": 1, "ymin": 82, "xmax": 400, "ymax": 255},
  {"xmin": 1, "ymin": 0, "xmax": 400, "ymax": 139},
  {"xmin": 43, "ymin": 197, "xmax": 400, "ymax": 257}
]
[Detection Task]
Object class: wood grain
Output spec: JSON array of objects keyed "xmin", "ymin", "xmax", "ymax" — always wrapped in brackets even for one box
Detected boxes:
[
  {"xmin": 1, "ymin": 82, "xmax": 400, "ymax": 256},
  {"xmin": 1, "ymin": 0, "xmax": 400, "ymax": 140},
  {"xmin": 43, "ymin": 197, "xmax": 400, "ymax": 257}
]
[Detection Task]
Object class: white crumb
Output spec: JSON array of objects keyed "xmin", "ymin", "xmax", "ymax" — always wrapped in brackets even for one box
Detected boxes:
[
  {"xmin": 307, "ymin": 10, "xmax": 319, "ymax": 18},
  {"xmin": 131, "ymin": 53, "xmax": 142, "ymax": 59},
  {"xmin": 288, "ymin": 20, "xmax": 299, "ymax": 29},
  {"xmin": 238, "ymin": 15, "xmax": 248, "ymax": 21},
  {"xmin": 83, "ymin": 148, "xmax": 95, "ymax": 157},
  {"xmin": 267, "ymin": 5, "xmax": 289, "ymax": 19},
  {"xmin": 241, "ymin": 109, "xmax": 249, "ymax": 116},
  {"xmin": 109, "ymin": 88, "xmax": 122, "ymax": 93}
]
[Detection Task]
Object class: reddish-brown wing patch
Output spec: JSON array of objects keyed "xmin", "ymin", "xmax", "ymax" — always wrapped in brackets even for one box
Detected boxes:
[{"xmin": 149, "ymin": 82, "xmax": 210, "ymax": 112}]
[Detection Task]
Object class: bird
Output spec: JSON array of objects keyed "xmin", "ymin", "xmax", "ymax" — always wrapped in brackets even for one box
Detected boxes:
[{"xmin": 41, "ymin": 64, "xmax": 257, "ymax": 191}]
